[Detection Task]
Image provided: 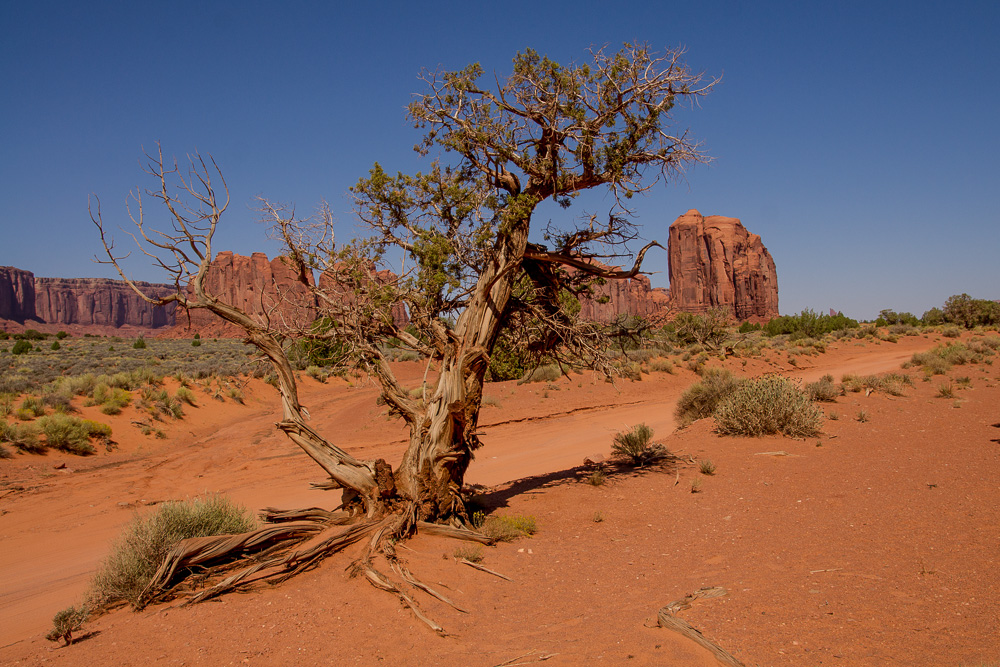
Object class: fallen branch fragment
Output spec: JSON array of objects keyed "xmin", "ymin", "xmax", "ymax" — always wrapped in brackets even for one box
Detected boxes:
[
  {"xmin": 754, "ymin": 451, "xmax": 790, "ymax": 456},
  {"xmin": 459, "ymin": 558, "xmax": 512, "ymax": 581},
  {"xmin": 656, "ymin": 586, "xmax": 744, "ymax": 667}
]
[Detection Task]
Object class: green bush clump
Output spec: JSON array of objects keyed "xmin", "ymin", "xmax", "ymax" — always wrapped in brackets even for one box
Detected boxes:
[
  {"xmin": 674, "ymin": 368, "xmax": 744, "ymax": 426},
  {"xmin": 714, "ymin": 375, "xmax": 822, "ymax": 437},
  {"xmin": 88, "ymin": 496, "xmax": 257, "ymax": 610},
  {"xmin": 764, "ymin": 309, "xmax": 858, "ymax": 338},
  {"xmin": 36, "ymin": 414, "xmax": 111, "ymax": 455},
  {"xmin": 133, "ymin": 337, "xmax": 147, "ymax": 349},
  {"xmin": 12, "ymin": 340, "xmax": 33, "ymax": 355}
]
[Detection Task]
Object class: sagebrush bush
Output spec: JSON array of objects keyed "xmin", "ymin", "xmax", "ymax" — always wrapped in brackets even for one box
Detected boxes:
[
  {"xmin": 714, "ymin": 375, "xmax": 822, "ymax": 437},
  {"xmin": 805, "ymin": 374, "xmax": 840, "ymax": 402},
  {"xmin": 0, "ymin": 420, "xmax": 43, "ymax": 453},
  {"xmin": 36, "ymin": 414, "xmax": 111, "ymax": 455},
  {"xmin": 674, "ymin": 368, "xmax": 744, "ymax": 425},
  {"xmin": 519, "ymin": 364, "xmax": 563, "ymax": 384},
  {"xmin": 88, "ymin": 496, "xmax": 256, "ymax": 610}
]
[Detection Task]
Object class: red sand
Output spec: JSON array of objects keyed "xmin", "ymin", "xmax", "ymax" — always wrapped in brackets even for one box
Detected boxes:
[{"xmin": 2, "ymin": 333, "xmax": 998, "ymax": 665}]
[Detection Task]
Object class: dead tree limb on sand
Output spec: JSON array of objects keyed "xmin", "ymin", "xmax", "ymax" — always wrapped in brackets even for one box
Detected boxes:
[
  {"xmin": 93, "ymin": 43, "xmax": 714, "ymax": 629},
  {"xmin": 656, "ymin": 587, "xmax": 744, "ymax": 667}
]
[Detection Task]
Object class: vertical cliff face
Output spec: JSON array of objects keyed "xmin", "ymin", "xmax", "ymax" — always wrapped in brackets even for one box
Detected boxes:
[
  {"xmin": 183, "ymin": 252, "xmax": 319, "ymax": 331},
  {"xmin": 576, "ymin": 273, "xmax": 671, "ymax": 322},
  {"xmin": 33, "ymin": 278, "xmax": 176, "ymax": 327},
  {"xmin": 667, "ymin": 210, "xmax": 779, "ymax": 320},
  {"xmin": 0, "ymin": 267, "xmax": 36, "ymax": 322}
]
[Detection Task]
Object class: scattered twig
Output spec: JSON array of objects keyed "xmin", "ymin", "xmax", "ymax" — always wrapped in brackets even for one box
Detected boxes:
[
  {"xmin": 809, "ymin": 568, "xmax": 843, "ymax": 574},
  {"xmin": 655, "ymin": 586, "xmax": 744, "ymax": 667},
  {"xmin": 459, "ymin": 559, "xmax": 512, "ymax": 581},
  {"xmin": 754, "ymin": 451, "xmax": 790, "ymax": 456}
]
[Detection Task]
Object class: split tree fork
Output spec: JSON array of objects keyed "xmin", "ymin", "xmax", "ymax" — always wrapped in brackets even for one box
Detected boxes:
[{"xmin": 93, "ymin": 43, "xmax": 715, "ymax": 628}]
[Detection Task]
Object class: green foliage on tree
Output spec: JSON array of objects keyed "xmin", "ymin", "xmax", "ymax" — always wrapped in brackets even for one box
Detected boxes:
[{"xmin": 763, "ymin": 309, "xmax": 858, "ymax": 338}]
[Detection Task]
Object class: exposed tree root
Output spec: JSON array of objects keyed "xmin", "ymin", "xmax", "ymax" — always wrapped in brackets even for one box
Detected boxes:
[
  {"xmin": 133, "ymin": 500, "xmax": 506, "ymax": 633},
  {"xmin": 656, "ymin": 587, "xmax": 744, "ymax": 667}
]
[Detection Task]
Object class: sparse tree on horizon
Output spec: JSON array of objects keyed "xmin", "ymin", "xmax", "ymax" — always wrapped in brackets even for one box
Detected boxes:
[{"xmin": 93, "ymin": 43, "xmax": 714, "ymax": 628}]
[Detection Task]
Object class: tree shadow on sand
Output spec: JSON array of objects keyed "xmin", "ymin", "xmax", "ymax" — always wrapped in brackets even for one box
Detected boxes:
[{"xmin": 471, "ymin": 453, "xmax": 685, "ymax": 512}]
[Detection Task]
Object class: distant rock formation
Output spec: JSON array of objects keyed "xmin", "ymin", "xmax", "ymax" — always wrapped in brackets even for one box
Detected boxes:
[
  {"xmin": 181, "ymin": 252, "xmax": 319, "ymax": 333},
  {"xmin": 576, "ymin": 273, "xmax": 671, "ymax": 322},
  {"xmin": 667, "ymin": 210, "xmax": 779, "ymax": 320},
  {"xmin": 34, "ymin": 278, "xmax": 176, "ymax": 328},
  {"xmin": 1, "ymin": 211, "xmax": 779, "ymax": 333},
  {"xmin": 0, "ymin": 267, "xmax": 36, "ymax": 322}
]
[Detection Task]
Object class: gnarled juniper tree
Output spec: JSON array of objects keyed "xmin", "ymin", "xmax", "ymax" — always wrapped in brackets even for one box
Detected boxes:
[{"xmin": 94, "ymin": 43, "xmax": 713, "ymax": 626}]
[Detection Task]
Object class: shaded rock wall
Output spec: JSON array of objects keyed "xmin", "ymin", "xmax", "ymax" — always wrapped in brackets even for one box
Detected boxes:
[
  {"xmin": 34, "ymin": 278, "xmax": 176, "ymax": 327},
  {"xmin": 667, "ymin": 210, "xmax": 779, "ymax": 320},
  {"xmin": 0, "ymin": 266, "xmax": 36, "ymax": 322}
]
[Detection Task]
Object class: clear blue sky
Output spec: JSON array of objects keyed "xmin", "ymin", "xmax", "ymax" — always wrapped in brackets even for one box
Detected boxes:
[{"xmin": 2, "ymin": 0, "xmax": 997, "ymax": 320}]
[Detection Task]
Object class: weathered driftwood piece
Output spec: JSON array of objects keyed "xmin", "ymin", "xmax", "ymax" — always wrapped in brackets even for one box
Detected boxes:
[{"xmin": 656, "ymin": 586, "xmax": 744, "ymax": 667}]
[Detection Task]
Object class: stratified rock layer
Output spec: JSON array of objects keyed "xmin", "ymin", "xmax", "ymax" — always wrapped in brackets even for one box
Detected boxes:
[
  {"xmin": 667, "ymin": 210, "xmax": 779, "ymax": 320},
  {"xmin": 34, "ymin": 278, "xmax": 176, "ymax": 327}
]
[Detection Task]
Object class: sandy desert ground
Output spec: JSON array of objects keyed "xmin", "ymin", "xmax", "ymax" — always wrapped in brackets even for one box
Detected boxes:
[{"xmin": 1, "ymin": 332, "xmax": 998, "ymax": 665}]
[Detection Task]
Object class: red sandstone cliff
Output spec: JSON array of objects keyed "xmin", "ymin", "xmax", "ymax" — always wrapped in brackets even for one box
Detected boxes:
[
  {"xmin": 576, "ymin": 273, "xmax": 671, "ymax": 322},
  {"xmin": 33, "ymin": 278, "xmax": 176, "ymax": 328},
  {"xmin": 0, "ymin": 267, "xmax": 36, "ymax": 323},
  {"xmin": 667, "ymin": 209, "xmax": 779, "ymax": 320}
]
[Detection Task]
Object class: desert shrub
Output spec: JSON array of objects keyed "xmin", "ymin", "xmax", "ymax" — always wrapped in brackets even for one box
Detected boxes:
[
  {"xmin": 940, "ymin": 325, "xmax": 962, "ymax": 339},
  {"xmin": 587, "ymin": 469, "xmax": 606, "ymax": 486},
  {"xmin": 99, "ymin": 388, "xmax": 132, "ymax": 415},
  {"xmin": 876, "ymin": 309, "xmax": 921, "ymax": 328},
  {"xmin": 453, "ymin": 544, "xmax": 484, "ymax": 563},
  {"xmin": 227, "ymin": 386, "xmax": 244, "ymax": 404},
  {"xmin": 942, "ymin": 293, "xmax": 1000, "ymax": 328},
  {"xmin": 139, "ymin": 386, "xmax": 184, "ymax": 419},
  {"xmin": 519, "ymin": 364, "xmax": 563, "ymax": 384},
  {"xmin": 174, "ymin": 386, "xmax": 197, "ymax": 406},
  {"xmin": 0, "ymin": 393, "xmax": 12, "ymax": 417},
  {"xmin": 50, "ymin": 341, "xmax": 61, "ymax": 351},
  {"xmin": 36, "ymin": 414, "xmax": 110, "ymax": 455},
  {"xmin": 764, "ymin": 309, "xmax": 858, "ymax": 338},
  {"xmin": 480, "ymin": 514, "xmax": 537, "ymax": 543},
  {"xmin": 611, "ymin": 423, "xmax": 667, "ymax": 466},
  {"xmin": 805, "ymin": 374, "xmax": 840, "ymax": 401},
  {"xmin": 45, "ymin": 605, "xmax": 88, "ymax": 645},
  {"xmin": 698, "ymin": 459, "xmax": 716, "ymax": 475},
  {"xmin": 42, "ymin": 390, "xmax": 75, "ymax": 414},
  {"xmin": 842, "ymin": 372, "xmax": 911, "ymax": 396},
  {"xmin": 304, "ymin": 365, "xmax": 328, "ymax": 383},
  {"xmin": 0, "ymin": 421, "xmax": 43, "ymax": 453},
  {"xmin": 19, "ymin": 396, "xmax": 46, "ymax": 418},
  {"xmin": 714, "ymin": 375, "xmax": 822, "ymax": 437},
  {"xmin": 650, "ymin": 358, "xmax": 674, "ymax": 373},
  {"xmin": 0, "ymin": 443, "xmax": 11, "ymax": 458},
  {"xmin": 133, "ymin": 337, "xmax": 147, "ymax": 349},
  {"xmin": 674, "ymin": 368, "xmax": 744, "ymax": 426},
  {"xmin": 88, "ymin": 496, "xmax": 256, "ymax": 610},
  {"xmin": 666, "ymin": 307, "xmax": 731, "ymax": 348},
  {"xmin": 12, "ymin": 340, "xmax": 33, "ymax": 355}
]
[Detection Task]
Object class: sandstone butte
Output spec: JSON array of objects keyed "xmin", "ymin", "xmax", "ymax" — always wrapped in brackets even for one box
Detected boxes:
[{"xmin": 0, "ymin": 211, "xmax": 778, "ymax": 333}]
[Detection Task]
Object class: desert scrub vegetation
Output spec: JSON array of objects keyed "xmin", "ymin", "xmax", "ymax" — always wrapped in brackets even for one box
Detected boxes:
[
  {"xmin": 714, "ymin": 375, "xmax": 822, "ymax": 437},
  {"xmin": 0, "ymin": 336, "xmax": 253, "ymax": 395},
  {"xmin": 805, "ymin": 374, "xmax": 840, "ymax": 401},
  {"xmin": 611, "ymin": 423, "xmax": 668, "ymax": 466},
  {"xmin": 674, "ymin": 368, "xmax": 744, "ymax": 426},
  {"xmin": 36, "ymin": 414, "xmax": 112, "ymax": 455},
  {"xmin": 840, "ymin": 372, "xmax": 912, "ymax": 396},
  {"xmin": 45, "ymin": 605, "xmax": 89, "ymax": 645},
  {"xmin": 906, "ymin": 342, "xmax": 991, "ymax": 375},
  {"xmin": 0, "ymin": 420, "xmax": 43, "ymax": 453},
  {"xmin": 475, "ymin": 513, "xmax": 537, "ymax": 543},
  {"xmin": 88, "ymin": 496, "xmax": 257, "ymax": 610},
  {"xmin": 518, "ymin": 363, "xmax": 564, "ymax": 384}
]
